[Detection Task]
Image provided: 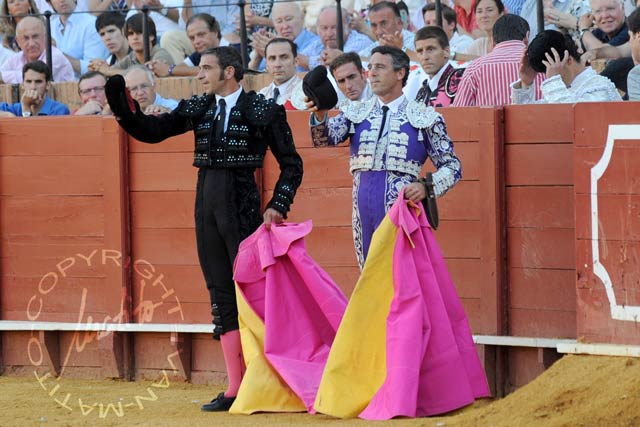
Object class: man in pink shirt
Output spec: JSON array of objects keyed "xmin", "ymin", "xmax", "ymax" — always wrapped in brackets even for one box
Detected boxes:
[
  {"xmin": 0, "ymin": 16, "xmax": 74, "ymax": 84},
  {"xmin": 453, "ymin": 14, "xmax": 542, "ymax": 107}
]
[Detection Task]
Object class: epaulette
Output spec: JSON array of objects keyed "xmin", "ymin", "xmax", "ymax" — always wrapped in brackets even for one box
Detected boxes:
[
  {"xmin": 175, "ymin": 93, "xmax": 214, "ymax": 117},
  {"xmin": 406, "ymin": 100, "xmax": 441, "ymax": 129},
  {"xmin": 241, "ymin": 91, "xmax": 279, "ymax": 126},
  {"xmin": 341, "ymin": 96, "xmax": 376, "ymax": 123}
]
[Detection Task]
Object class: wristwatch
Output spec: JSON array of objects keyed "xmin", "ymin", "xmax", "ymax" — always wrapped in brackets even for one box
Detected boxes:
[
  {"xmin": 22, "ymin": 111, "xmax": 32, "ymax": 117},
  {"xmin": 449, "ymin": 50, "xmax": 457, "ymax": 60},
  {"xmin": 160, "ymin": 6, "xmax": 168, "ymax": 16}
]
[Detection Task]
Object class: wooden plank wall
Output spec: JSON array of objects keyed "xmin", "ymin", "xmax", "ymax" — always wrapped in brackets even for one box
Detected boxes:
[
  {"xmin": 0, "ymin": 117, "xmax": 129, "ymax": 377},
  {"xmin": 503, "ymin": 104, "xmax": 576, "ymax": 391},
  {"xmin": 573, "ymin": 103, "xmax": 640, "ymax": 345}
]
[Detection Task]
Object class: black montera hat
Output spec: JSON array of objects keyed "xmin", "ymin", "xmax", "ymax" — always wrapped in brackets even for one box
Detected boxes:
[{"xmin": 303, "ymin": 66, "xmax": 338, "ymax": 110}]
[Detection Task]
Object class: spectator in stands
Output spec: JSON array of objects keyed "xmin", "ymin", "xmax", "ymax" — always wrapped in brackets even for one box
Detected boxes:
[
  {"xmin": 521, "ymin": 0, "xmax": 591, "ymax": 37},
  {"xmin": 237, "ymin": 0, "xmax": 274, "ymax": 37},
  {"xmin": 124, "ymin": 65, "xmax": 178, "ymax": 114},
  {"xmin": 48, "ymin": 0, "xmax": 109, "ymax": 75},
  {"xmin": 461, "ymin": 0, "xmax": 506, "ymax": 59},
  {"xmin": 182, "ymin": 0, "xmax": 239, "ymax": 45},
  {"xmin": 453, "ymin": 0, "xmax": 484, "ymax": 37},
  {"xmin": 306, "ymin": 6, "xmax": 372, "ymax": 69},
  {"xmin": 249, "ymin": 1, "xmax": 320, "ymax": 71},
  {"xmin": 125, "ymin": 0, "xmax": 187, "ymax": 64},
  {"xmin": 74, "ymin": 70, "xmax": 112, "ymax": 115},
  {"xmin": 87, "ymin": 12, "xmax": 130, "ymax": 76},
  {"xmin": 258, "ymin": 38, "xmax": 303, "ymax": 109},
  {"xmin": 0, "ymin": 60, "xmax": 70, "ymax": 116},
  {"xmin": 627, "ymin": 7, "xmax": 640, "ymax": 99},
  {"xmin": 454, "ymin": 14, "xmax": 541, "ymax": 107},
  {"xmin": 330, "ymin": 51, "xmax": 372, "ymax": 104},
  {"xmin": 115, "ymin": 13, "xmax": 174, "ymax": 70},
  {"xmin": 579, "ymin": 0, "xmax": 629, "ymax": 50},
  {"xmin": 512, "ymin": 30, "xmax": 621, "ymax": 102},
  {"xmin": 88, "ymin": 0, "xmax": 128, "ymax": 16},
  {"xmin": 0, "ymin": 16, "xmax": 74, "ymax": 83},
  {"xmin": 0, "ymin": 0, "xmax": 39, "ymax": 51},
  {"xmin": 358, "ymin": 2, "xmax": 417, "ymax": 60},
  {"xmin": 415, "ymin": 26, "xmax": 465, "ymax": 107},
  {"xmin": 148, "ymin": 13, "xmax": 219, "ymax": 77},
  {"xmin": 422, "ymin": 3, "xmax": 473, "ymax": 55}
]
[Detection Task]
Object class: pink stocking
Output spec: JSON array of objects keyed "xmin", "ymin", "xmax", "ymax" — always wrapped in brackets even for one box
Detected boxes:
[{"xmin": 219, "ymin": 330, "xmax": 245, "ymax": 398}]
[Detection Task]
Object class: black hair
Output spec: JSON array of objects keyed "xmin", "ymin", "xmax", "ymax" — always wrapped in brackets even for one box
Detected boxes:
[
  {"xmin": 23, "ymin": 60, "xmax": 51, "ymax": 82},
  {"xmin": 125, "ymin": 13, "xmax": 157, "ymax": 46},
  {"xmin": 265, "ymin": 37, "xmax": 297, "ymax": 58},
  {"xmin": 95, "ymin": 12, "xmax": 125, "ymax": 32},
  {"xmin": 422, "ymin": 3, "xmax": 457, "ymax": 26},
  {"xmin": 527, "ymin": 30, "xmax": 581, "ymax": 73},
  {"xmin": 186, "ymin": 13, "xmax": 221, "ymax": 41},
  {"xmin": 628, "ymin": 6, "xmax": 640, "ymax": 33},
  {"xmin": 371, "ymin": 45, "xmax": 410, "ymax": 86},
  {"xmin": 492, "ymin": 14, "xmax": 529, "ymax": 44},
  {"xmin": 201, "ymin": 46, "xmax": 244, "ymax": 82},
  {"xmin": 415, "ymin": 25, "xmax": 449, "ymax": 49},
  {"xmin": 475, "ymin": 0, "xmax": 505, "ymax": 14},
  {"xmin": 329, "ymin": 51, "xmax": 363, "ymax": 76},
  {"xmin": 369, "ymin": 1, "xmax": 401, "ymax": 19}
]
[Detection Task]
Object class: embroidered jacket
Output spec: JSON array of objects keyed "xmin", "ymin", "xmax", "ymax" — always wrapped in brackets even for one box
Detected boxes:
[
  {"xmin": 310, "ymin": 95, "xmax": 461, "ymax": 197},
  {"xmin": 415, "ymin": 64, "xmax": 465, "ymax": 108},
  {"xmin": 113, "ymin": 90, "xmax": 303, "ymax": 217}
]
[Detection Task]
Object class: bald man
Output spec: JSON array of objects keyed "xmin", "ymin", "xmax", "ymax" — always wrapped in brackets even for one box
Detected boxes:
[
  {"xmin": 0, "ymin": 16, "xmax": 74, "ymax": 83},
  {"xmin": 306, "ymin": 6, "xmax": 373, "ymax": 69},
  {"xmin": 249, "ymin": 1, "xmax": 321, "ymax": 71}
]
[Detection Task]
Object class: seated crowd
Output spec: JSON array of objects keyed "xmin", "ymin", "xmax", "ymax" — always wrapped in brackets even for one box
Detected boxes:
[{"xmin": 0, "ymin": 0, "xmax": 639, "ymax": 117}]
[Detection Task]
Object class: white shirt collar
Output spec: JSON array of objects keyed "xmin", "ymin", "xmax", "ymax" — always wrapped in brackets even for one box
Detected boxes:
[
  {"xmin": 428, "ymin": 64, "xmax": 448, "ymax": 92},
  {"xmin": 275, "ymin": 75, "xmax": 297, "ymax": 93},
  {"xmin": 570, "ymin": 67, "xmax": 596, "ymax": 89},
  {"xmin": 215, "ymin": 85, "xmax": 243, "ymax": 109},
  {"xmin": 377, "ymin": 94, "xmax": 405, "ymax": 114}
]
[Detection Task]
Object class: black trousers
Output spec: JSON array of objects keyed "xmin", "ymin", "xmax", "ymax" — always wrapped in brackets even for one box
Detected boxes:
[{"xmin": 194, "ymin": 167, "xmax": 261, "ymax": 339}]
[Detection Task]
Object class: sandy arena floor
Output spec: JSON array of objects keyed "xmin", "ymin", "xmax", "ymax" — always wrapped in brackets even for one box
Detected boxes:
[{"xmin": 1, "ymin": 354, "xmax": 639, "ymax": 427}]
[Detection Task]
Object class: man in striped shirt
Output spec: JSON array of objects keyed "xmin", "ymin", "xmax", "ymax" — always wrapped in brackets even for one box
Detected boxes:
[{"xmin": 453, "ymin": 14, "xmax": 541, "ymax": 107}]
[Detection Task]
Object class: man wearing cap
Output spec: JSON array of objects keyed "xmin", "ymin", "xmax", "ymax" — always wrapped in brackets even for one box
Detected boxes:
[
  {"xmin": 512, "ymin": 30, "xmax": 621, "ymax": 103},
  {"xmin": 105, "ymin": 46, "xmax": 303, "ymax": 413},
  {"xmin": 308, "ymin": 45, "xmax": 461, "ymax": 269}
]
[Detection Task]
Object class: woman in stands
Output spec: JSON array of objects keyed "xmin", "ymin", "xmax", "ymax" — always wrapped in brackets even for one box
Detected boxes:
[{"xmin": 0, "ymin": 0, "xmax": 39, "ymax": 51}]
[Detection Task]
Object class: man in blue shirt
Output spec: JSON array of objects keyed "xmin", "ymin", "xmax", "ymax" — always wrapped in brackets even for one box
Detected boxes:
[
  {"xmin": 248, "ymin": 1, "xmax": 321, "ymax": 71},
  {"xmin": 0, "ymin": 61, "xmax": 70, "ymax": 117}
]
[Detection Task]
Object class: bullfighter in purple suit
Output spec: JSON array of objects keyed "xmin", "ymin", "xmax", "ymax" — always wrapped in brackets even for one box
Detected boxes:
[{"xmin": 309, "ymin": 46, "xmax": 462, "ymax": 269}]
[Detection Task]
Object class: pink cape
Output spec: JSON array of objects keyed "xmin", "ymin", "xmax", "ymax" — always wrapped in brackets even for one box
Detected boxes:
[
  {"xmin": 233, "ymin": 221, "xmax": 348, "ymax": 412},
  {"xmin": 315, "ymin": 196, "xmax": 490, "ymax": 419}
]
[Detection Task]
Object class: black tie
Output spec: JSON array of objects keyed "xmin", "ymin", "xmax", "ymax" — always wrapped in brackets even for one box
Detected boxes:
[
  {"xmin": 419, "ymin": 79, "xmax": 433, "ymax": 104},
  {"xmin": 214, "ymin": 99, "xmax": 226, "ymax": 142},
  {"xmin": 377, "ymin": 105, "xmax": 389, "ymax": 142},
  {"xmin": 272, "ymin": 87, "xmax": 280, "ymax": 102}
]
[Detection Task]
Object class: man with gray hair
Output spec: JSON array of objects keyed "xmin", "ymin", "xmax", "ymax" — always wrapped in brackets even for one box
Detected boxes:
[
  {"xmin": 124, "ymin": 65, "xmax": 178, "ymax": 115},
  {"xmin": 306, "ymin": 6, "xmax": 372, "ymax": 69},
  {"xmin": 579, "ymin": 0, "xmax": 629, "ymax": 50},
  {"xmin": 249, "ymin": 1, "xmax": 321, "ymax": 71}
]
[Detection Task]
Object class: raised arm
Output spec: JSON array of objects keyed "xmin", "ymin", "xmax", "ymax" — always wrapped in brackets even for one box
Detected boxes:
[{"xmin": 105, "ymin": 75, "xmax": 195, "ymax": 143}]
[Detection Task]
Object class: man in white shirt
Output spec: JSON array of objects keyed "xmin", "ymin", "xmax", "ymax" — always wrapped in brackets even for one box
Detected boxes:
[
  {"xmin": 49, "ymin": 0, "xmax": 109, "ymax": 75},
  {"xmin": 422, "ymin": 3, "xmax": 473, "ymax": 56},
  {"xmin": 258, "ymin": 38, "xmax": 303, "ymax": 109},
  {"xmin": 512, "ymin": 29, "xmax": 621, "ymax": 103}
]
